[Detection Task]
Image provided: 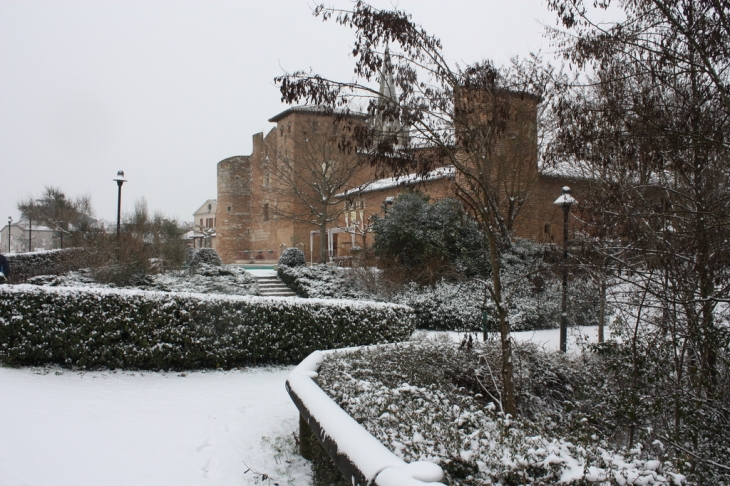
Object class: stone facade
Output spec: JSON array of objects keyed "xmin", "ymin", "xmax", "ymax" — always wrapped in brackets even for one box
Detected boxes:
[{"xmin": 216, "ymin": 100, "xmax": 589, "ymax": 264}]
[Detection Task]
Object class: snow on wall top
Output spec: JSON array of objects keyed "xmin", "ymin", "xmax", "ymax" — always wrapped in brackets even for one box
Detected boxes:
[
  {"xmin": 0, "ymin": 283, "xmax": 410, "ymax": 311},
  {"xmin": 338, "ymin": 166, "xmax": 455, "ymax": 198}
]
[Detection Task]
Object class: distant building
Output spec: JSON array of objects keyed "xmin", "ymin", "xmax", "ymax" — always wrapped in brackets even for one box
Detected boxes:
[
  {"xmin": 0, "ymin": 222, "xmax": 56, "ymax": 254},
  {"xmin": 188, "ymin": 199, "xmax": 217, "ymax": 250},
  {"xmin": 215, "ymin": 59, "xmax": 590, "ymax": 265}
]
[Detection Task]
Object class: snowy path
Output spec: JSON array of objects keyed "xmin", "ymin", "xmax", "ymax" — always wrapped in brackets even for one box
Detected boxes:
[{"xmin": 0, "ymin": 366, "xmax": 308, "ymax": 486}]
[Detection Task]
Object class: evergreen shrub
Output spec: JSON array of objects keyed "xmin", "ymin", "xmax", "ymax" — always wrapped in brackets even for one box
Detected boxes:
[
  {"xmin": 189, "ymin": 248, "xmax": 222, "ymax": 267},
  {"xmin": 7, "ymin": 248, "xmax": 92, "ymax": 284},
  {"xmin": 279, "ymin": 248, "xmax": 306, "ymax": 267},
  {"xmin": 0, "ymin": 285, "xmax": 413, "ymax": 370}
]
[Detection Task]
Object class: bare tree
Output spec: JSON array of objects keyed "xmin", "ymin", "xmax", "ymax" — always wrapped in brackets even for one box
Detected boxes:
[
  {"xmin": 545, "ymin": 0, "xmax": 730, "ymax": 472},
  {"xmin": 17, "ymin": 186, "xmax": 94, "ymax": 249},
  {"xmin": 269, "ymin": 126, "xmax": 367, "ymax": 264},
  {"xmin": 275, "ymin": 2, "xmax": 558, "ymax": 416}
]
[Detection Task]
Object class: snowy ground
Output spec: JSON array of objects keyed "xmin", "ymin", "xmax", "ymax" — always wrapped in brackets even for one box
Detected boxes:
[
  {"xmin": 0, "ymin": 326, "xmax": 598, "ymax": 486},
  {"xmin": 425, "ymin": 325, "xmax": 606, "ymax": 352},
  {"xmin": 0, "ymin": 366, "xmax": 309, "ymax": 486}
]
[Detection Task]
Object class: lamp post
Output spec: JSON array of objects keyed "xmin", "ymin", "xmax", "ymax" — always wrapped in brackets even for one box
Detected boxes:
[
  {"xmin": 113, "ymin": 170, "xmax": 127, "ymax": 239},
  {"xmin": 7, "ymin": 216, "xmax": 11, "ymax": 253},
  {"xmin": 554, "ymin": 186, "xmax": 577, "ymax": 353}
]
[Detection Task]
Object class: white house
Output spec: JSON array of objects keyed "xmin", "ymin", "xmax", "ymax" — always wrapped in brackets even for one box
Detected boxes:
[
  {"xmin": 0, "ymin": 222, "xmax": 56, "ymax": 253},
  {"xmin": 189, "ymin": 199, "xmax": 217, "ymax": 250}
]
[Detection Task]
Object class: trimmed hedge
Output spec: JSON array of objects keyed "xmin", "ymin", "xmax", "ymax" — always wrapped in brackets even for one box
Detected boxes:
[
  {"xmin": 279, "ymin": 248, "xmax": 306, "ymax": 267},
  {"xmin": 7, "ymin": 248, "xmax": 92, "ymax": 284},
  {"xmin": 0, "ymin": 285, "xmax": 414, "ymax": 370}
]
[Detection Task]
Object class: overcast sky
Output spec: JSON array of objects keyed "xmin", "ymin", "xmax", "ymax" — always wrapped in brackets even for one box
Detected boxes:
[{"xmin": 1, "ymin": 0, "xmax": 563, "ymax": 225}]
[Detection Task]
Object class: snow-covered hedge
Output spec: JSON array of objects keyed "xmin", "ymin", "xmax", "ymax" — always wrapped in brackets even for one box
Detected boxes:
[
  {"xmin": 279, "ymin": 248, "xmax": 306, "ymax": 267},
  {"xmin": 7, "ymin": 248, "xmax": 92, "ymax": 283},
  {"xmin": 0, "ymin": 285, "xmax": 413, "ymax": 370},
  {"xmin": 318, "ymin": 339, "xmax": 686, "ymax": 485},
  {"xmin": 278, "ymin": 264, "xmax": 364, "ymax": 299},
  {"xmin": 189, "ymin": 248, "xmax": 222, "ymax": 267},
  {"xmin": 278, "ymin": 265, "xmax": 566, "ymax": 332}
]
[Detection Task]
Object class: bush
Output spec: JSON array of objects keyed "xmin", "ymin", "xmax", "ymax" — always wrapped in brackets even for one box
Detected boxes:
[
  {"xmin": 0, "ymin": 284, "xmax": 413, "ymax": 370},
  {"xmin": 278, "ymin": 265, "xmax": 366, "ymax": 299},
  {"xmin": 373, "ymin": 193, "xmax": 488, "ymax": 283},
  {"xmin": 6, "ymin": 248, "xmax": 94, "ymax": 284},
  {"xmin": 279, "ymin": 248, "xmax": 306, "ymax": 267},
  {"xmin": 318, "ymin": 339, "xmax": 689, "ymax": 485},
  {"xmin": 189, "ymin": 248, "xmax": 222, "ymax": 267}
]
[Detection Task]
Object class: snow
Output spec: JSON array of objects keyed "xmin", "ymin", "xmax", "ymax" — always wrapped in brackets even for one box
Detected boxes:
[
  {"xmin": 245, "ymin": 269, "xmax": 277, "ymax": 277},
  {"xmin": 422, "ymin": 326, "xmax": 607, "ymax": 352},
  {"xmin": 338, "ymin": 166, "xmax": 455, "ymax": 197},
  {"xmin": 287, "ymin": 352, "xmax": 445, "ymax": 485},
  {"xmin": 0, "ymin": 326, "xmax": 608, "ymax": 486},
  {"xmin": 0, "ymin": 366, "xmax": 309, "ymax": 486}
]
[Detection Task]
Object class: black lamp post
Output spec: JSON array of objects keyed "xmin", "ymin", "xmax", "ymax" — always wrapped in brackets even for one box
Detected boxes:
[
  {"xmin": 113, "ymin": 170, "xmax": 127, "ymax": 239},
  {"xmin": 554, "ymin": 186, "xmax": 577, "ymax": 353},
  {"xmin": 7, "ymin": 216, "xmax": 11, "ymax": 253}
]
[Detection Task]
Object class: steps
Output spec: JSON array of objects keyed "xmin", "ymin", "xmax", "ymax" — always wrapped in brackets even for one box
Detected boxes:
[{"xmin": 255, "ymin": 275, "xmax": 297, "ymax": 297}]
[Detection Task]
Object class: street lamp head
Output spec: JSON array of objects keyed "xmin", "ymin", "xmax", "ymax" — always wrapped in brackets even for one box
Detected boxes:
[
  {"xmin": 553, "ymin": 186, "xmax": 577, "ymax": 207},
  {"xmin": 113, "ymin": 170, "xmax": 127, "ymax": 185}
]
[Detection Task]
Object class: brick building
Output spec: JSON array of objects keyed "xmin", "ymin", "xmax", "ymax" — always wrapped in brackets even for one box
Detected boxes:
[{"xmin": 215, "ymin": 100, "xmax": 591, "ymax": 264}]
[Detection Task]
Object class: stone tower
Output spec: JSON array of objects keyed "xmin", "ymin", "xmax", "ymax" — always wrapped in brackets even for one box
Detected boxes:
[{"xmin": 215, "ymin": 155, "xmax": 252, "ymax": 264}]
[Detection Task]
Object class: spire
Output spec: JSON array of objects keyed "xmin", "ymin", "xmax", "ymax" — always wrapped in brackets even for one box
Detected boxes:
[{"xmin": 371, "ymin": 45, "xmax": 409, "ymax": 147}]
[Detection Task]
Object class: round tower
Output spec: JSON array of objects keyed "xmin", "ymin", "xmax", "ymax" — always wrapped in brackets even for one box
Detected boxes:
[{"xmin": 215, "ymin": 155, "xmax": 252, "ymax": 264}]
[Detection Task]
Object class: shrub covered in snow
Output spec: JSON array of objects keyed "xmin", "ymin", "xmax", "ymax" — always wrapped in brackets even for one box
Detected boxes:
[
  {"xmin": 278, "ymin": 264, "xmax": 367, "ymax": 300},
  {"xmin": 7, "ymin": 248, "xmax": 93, "ymax": 284},
  {"xmin": 189, "ymin": 248, "xmax": 222, "ymax": 267},
  {"xmin": 27, "ymin": 265, "xmax": 259, "ymax": 296},
  {"xmin": 278, "ymin": 238, "xmax": 602, "ymax": 332},
  {"xmin": 317, "ymin": 338, "xmax": 688, "ymax": 485},
  {"xmin": 279, "ymin": 248, "xmax": 306, "ymax": 268},
  {"xmin": 0, "ymin": 285, "xmax": 413, "ymax": 370}
]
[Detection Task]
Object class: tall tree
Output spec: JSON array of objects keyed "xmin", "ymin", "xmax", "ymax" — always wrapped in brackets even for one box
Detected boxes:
[
  {"xmin": 269, "ymin": 122, "xmax": 366, "ymax": 264},
  {"xmin": 546, "ymin": 0, "xmax": 730, "ymax": 470},
  {"xmin": 275, "ymin": 2, "xmax": 557, "ymax": 416},
  {"xmin": 17, "ymin": 186, "xmax": 94, "ymax": 249}
]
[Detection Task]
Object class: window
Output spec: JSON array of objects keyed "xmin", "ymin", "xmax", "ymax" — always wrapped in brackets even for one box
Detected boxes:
[
  {"xmin": 264, "ymin": 171, "xmax": 270, "ymax": 187},
  {"xmin": 227, "ymin": 206, "xmax": 232, "ymax": 213},
  {"xmin": 263, "ymin": 203, "xmax": 269, "ymax": 222},
  {"xmin": 543, "ymin": 223, "xmax": 552, "ymax": 236}
]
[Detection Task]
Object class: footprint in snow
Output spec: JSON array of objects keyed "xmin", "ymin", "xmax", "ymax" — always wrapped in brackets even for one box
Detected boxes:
[
  {"xmin": 202, "ymin": 457, "xmax": 219, "ymax": 479},
  {"xmin": 197, "ymin": 438, "xmax": 214, "ymax": 452}
]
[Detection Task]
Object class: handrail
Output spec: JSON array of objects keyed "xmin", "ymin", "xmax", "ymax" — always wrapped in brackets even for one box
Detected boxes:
[{"xmin": 286, "ymin": 351, "xmax": 446, "ymax": 486}]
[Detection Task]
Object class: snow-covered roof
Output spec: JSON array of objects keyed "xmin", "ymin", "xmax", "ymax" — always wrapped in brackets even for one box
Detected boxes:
[
  {"xmin": 338, "ymin": 166, "xmax": 455, "ymax": 198},
  {"xmin": 268, "ymin": 105, "xmax": 368, "ymax": 123}
]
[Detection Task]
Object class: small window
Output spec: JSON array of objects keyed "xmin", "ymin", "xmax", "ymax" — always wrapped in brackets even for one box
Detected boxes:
[
  {"xmin": 227, "ymin": 206, "xmax": 232, "ymax": 213},
  {"xmin": 543, "ymin": 223, "xmax": 552, "ymax": 235},
  {"xmin": 263, "ymin": 203, "xmax": 269, "ymax": 222},
  {"xmin": 287, "ymin": 123, "xmax": 291, "ymax": 134},
  {"xmin": 280, "ymin": 126, "xmax": 284, "ymax": 136},
  {"xmin": 264, "ymin": 171, "xmax": 270, "ymax": 187},
  {"xmin": 207, "ymin": 203, "xmax": 212, "ymax": 211},
  {"xmin": 359, "ymin": 200, "xmax": 365, "ymax": 210}
]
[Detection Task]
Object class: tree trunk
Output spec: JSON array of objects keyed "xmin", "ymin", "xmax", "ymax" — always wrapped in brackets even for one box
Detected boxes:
[
  {"xmin": 486, "ymin": 227, "xmax": 517, "ymax": 417},
  {"xmin": 318, "ymin": 224, "xmax": 328, "ymax": 264}
]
